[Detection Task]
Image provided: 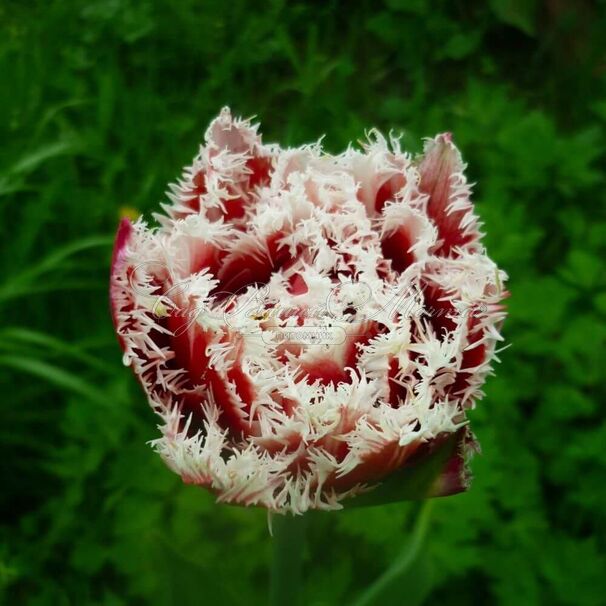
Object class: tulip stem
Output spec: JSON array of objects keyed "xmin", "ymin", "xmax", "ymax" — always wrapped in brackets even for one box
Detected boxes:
[
  {"xmin": 270, "ymin": 513, "xmax": 306, "ymax": 606},
  {"xmin": 353, "ymin": 500, "xmax": 434, "ymax": 606}
]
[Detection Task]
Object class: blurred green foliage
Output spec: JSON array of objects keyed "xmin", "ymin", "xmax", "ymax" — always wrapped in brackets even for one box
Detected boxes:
[{"xmin": 1, "ymin": 0, "xmax": 605, "ymax": 604}]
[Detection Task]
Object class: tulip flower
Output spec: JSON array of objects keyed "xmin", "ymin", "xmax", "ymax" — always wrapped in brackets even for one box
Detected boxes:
[{"xmin": 110, "ymin": 108, "xmax": 507, "ymax": 514}]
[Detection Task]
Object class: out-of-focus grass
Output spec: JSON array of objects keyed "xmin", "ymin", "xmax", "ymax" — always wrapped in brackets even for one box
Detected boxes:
[{"xmin": 1, "ymin": 1, "xmax": 605, "ymax": 604}]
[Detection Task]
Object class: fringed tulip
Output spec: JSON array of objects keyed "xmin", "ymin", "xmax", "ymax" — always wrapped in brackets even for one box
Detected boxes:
[{"xmin": 110, "ymin": 109, "xmax": 507, "ymax": 513}]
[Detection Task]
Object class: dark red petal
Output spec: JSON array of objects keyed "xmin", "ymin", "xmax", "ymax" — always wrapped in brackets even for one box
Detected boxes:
[
  {"xmin": 187, "ymin": 170, "xmax": 207, "ymax": 213},
  {"xmin": 223, "ymin": 196, "xmax": 248, "ymax": 221},
  {"xmin": 166, "ymin": 307, "xmax": 257, "ymax": 436},
  {"xmin": 330, "ymin": 438, "xmax": 421, "ymax": 492},
  {"xmin": 246, "ymin": 155, "xmax": 273, "ymax": 188},
  {"xmin": 172, "ymin": 170, "xmax": 207, "ymax": 219},
  {"xmin": 207, "ymin": 370, "xmax": 250, "ymax": 436},
  {"xmin": 427, "ymin": 427, "xmax": 478, "ymax": 497},
  {"xmin": 287, "ymin": 273, "xmax": 308, "ymax": 295},
  {"xmin": 337, "ymin": 427, "xmax": 475, "ymax": 504},
  {"xmin": 342, "ymin": 321, "xmax": 383, "ymax": 371},
  {"xmin": 299, "ymin": 359, "xmax": 350, "ymax": 386},
  {"xmin": 418, "ymin": 135, "xmax": 473, "ymax": 255},
  {"xmin": 380, "ymin": 226, "xmax": 415, "ymax": 273},
  {"xmin": 187, "ymin": 241, "xmax": 222, "ymax": 277},
  {"xmin": 387, "ymin": 358, "xmax": 408, "ymax": 407},
  {"xmin": 109, "ymin": 218, "xmax": 134, "ymax": 347},
  {"xmin": 166, "ymin": 311, "xmax": 211, "ymax": 385},
  {"xmin": 226, "ymin": 363, "xmax": 255, "ymax": 412},
  {"xmin": 217, "ymin": 232, "xmax": 291, "ymax": 295},
  {"xmin": 375, "ymin": 173, "xmax": 405, "ymax": 214},
  {"xmin": 178, "ymin": 392, "xmax": 207, "ymax": 436},
  {"xmin": 447, "ymin": 314, "xmax": 487, "ymax": 397},
  {"xmin": 421, "ymin": 280, "xmax": 457, "ymax": 338}
]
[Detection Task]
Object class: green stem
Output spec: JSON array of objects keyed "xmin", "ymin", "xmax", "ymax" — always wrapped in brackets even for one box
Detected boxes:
[
  {"xmin": 353, "ymin": 500, "xmax": 434, "ymax": 606},
  {"xmin": 269, "ymin": 514, "xmax": 306, "ymax": 606}
]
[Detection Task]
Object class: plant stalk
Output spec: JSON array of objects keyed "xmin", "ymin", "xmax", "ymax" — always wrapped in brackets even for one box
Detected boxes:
[
  {"xmin": 353, "ymin": 500, "xmax": 434, "ymax": 606},
  {"xmin": 270, "ymin": 514, "xmax": 306, "ymax": 606}
]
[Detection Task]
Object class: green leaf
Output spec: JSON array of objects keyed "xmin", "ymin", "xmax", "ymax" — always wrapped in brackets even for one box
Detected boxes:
[
  {"xmin": 560, "ymin": 249, "xmax": 604, "ymax": 289},
  {"xmin": 0, "ymin": 355, "xmax": 109, "ymax": 407},
  {"xmin": 489, "ymin": 0, "xmax": 537, "ymax": 36}
]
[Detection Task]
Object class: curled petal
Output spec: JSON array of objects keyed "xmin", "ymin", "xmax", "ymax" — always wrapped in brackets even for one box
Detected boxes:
[
  {"xmin": 418, "ymin": 134, "xmax": 479, "ymax": 256},
  {"xmin": 344, "ymin": 427, "xmax": 477, "ymax": 507}
]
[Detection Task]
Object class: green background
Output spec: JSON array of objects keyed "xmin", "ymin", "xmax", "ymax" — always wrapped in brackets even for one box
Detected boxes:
[{"xmin": 2, "ymin": 1, "xmax": 605, "ymax": 604}]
